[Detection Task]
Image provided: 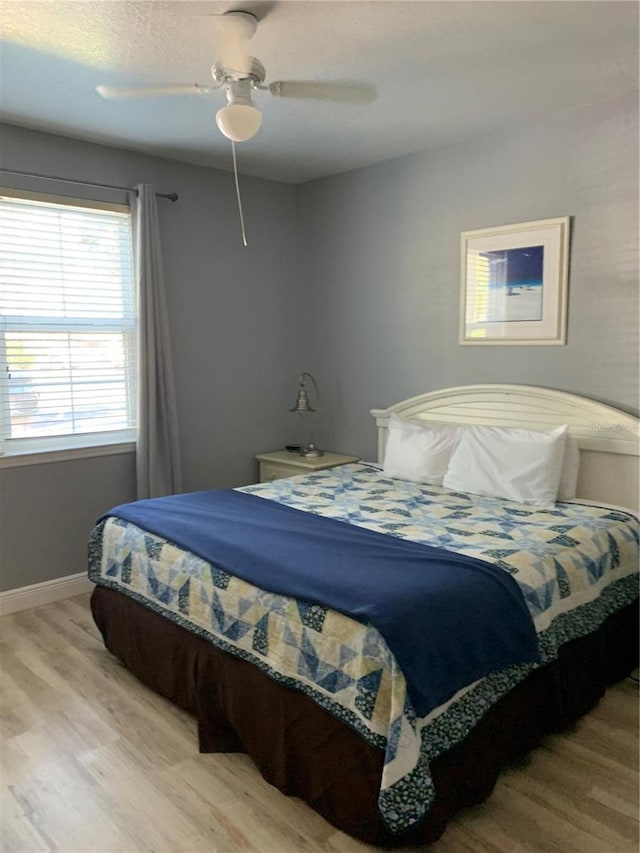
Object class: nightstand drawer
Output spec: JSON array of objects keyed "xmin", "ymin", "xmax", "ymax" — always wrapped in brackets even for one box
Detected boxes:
[
  {"xmin": 256, "ymin": 451, "xmax": 360, "ymax": 484},
  {"xmin": 260, "ymin": 461, "xmax": 306, "ymax": 482}
]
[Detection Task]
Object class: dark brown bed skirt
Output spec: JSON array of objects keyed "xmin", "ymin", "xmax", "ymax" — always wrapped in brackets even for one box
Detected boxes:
[{"xmin": 91, "ymin": 586, "xmax": 638, "ymax": 848}]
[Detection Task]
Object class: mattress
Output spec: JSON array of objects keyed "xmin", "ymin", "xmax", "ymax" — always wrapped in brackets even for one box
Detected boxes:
[{"xmin": 88, "ymin": 463, "xmax": 639, "ymax": 834}]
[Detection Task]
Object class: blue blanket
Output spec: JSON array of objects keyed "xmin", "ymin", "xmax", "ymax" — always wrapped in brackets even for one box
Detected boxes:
[{"xmin": 102, "ymin": 489, "xmax": 540, "ymax": 716}]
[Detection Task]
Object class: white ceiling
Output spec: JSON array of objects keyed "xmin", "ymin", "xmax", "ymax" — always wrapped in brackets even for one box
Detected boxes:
[{"xmin": 1, "ymin": 1, "xmax": 637, "ymax": 184}]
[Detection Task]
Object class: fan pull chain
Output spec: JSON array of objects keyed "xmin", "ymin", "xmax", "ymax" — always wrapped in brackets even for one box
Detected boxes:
[{"xmin": 231, "ymin": 140, "xmax": 248, "ymax": 247}]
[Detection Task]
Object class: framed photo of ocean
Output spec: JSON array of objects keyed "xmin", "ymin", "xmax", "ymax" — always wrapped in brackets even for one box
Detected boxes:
[{"xmin": 459, "ymin": 217, "xmax": 570, "ymax": 345}]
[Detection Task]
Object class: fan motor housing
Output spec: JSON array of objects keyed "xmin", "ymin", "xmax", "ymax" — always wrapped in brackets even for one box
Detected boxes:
[{"xmin": 212, "ymin": 57, "xmax": 266, "ymax": 86}]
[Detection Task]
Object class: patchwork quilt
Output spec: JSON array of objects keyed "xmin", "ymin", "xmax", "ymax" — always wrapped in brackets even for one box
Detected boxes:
[{"xmin": 89, "ymin": 464, "xmax": 639, "ymax": 834}]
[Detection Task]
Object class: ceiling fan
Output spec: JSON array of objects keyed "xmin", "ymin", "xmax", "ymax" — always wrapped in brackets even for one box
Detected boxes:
[{"xmin": 96, "ymin": 10, "xmax": 377, "ymax": 144}]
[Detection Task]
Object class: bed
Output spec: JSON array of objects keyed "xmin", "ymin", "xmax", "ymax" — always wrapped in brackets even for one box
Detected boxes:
[{"xmin": 88, "ymin": 384, "xmax": 639, "ymax": 847}]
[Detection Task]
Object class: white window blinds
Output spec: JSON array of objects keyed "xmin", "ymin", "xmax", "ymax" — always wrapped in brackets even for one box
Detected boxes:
[{"xmin": 0, "ymin": 193, "xmax": 136, "ymax": 454}]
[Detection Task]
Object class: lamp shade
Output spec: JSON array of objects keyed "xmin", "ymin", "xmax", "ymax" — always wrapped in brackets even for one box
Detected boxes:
[
  {"xmin": 290, "ymin": 388, "xmax": 316, "ymax": 413},
  {"xmin": 216, "ymin": 104, "xmax": 263, "ymax": 142}
]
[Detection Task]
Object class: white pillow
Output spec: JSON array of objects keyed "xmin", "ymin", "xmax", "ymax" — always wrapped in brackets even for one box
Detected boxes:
[
  {"xmin": 442, "ymin": 424, "xmax": 568, "ymax": 507},
  {"xmin": 438, "ymin": 424, "xmax": 578, "ymax": 499},
  {"xmin": 557, "ymin": 433, "xmax": 579, "ymax": 500},
  {"xmin": 383, "ymin": 414, "xmax": 460, "ymax": 485}
]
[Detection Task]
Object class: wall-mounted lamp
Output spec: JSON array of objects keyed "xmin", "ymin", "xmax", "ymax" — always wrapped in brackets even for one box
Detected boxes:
[{"xmin": 290, "ymin": 372, "xmax": 323, "ymax": 457}]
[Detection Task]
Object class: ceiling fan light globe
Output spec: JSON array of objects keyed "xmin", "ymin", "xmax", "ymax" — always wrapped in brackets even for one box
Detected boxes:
[{"xmin": 215, "ymin": 104, "xmax": 262, "ymax": 142}]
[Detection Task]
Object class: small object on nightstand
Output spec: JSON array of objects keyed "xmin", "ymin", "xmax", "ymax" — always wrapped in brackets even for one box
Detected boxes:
[{"xmin": 256, "ymin": 451, "xmax": 359, "ymax": 483}]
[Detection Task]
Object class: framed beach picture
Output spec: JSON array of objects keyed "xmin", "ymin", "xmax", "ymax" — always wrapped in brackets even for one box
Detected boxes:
[{"xmin": 459, "ymin": 217, "xmax": 570, "ymax": 345}]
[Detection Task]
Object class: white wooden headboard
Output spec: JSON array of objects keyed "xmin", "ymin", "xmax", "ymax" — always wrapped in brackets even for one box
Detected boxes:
[{"xmin": 371, "ymin": 384, "xmax": 640, "ymax": 511}]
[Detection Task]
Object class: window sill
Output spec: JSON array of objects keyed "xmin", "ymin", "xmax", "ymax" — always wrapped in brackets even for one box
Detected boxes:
[{"xmin": 0, "ymin": 441, "xmax": 136, "ymax": 469}]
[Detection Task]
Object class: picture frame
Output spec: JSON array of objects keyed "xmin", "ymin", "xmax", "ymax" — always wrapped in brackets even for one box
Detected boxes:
[{"xmin": 459, "ymin": 217, "xmax": 570, "ymax": 345}]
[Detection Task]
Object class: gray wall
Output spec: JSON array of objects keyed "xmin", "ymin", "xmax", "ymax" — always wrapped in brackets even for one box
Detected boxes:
[
  {"xmin": 0, "ymin": 123, "xmax": 301, "ymax": 590},
  {"xmin": 296, "ymin": 94, "xmax": 639, "ymax": 461},
  {"xmin": 0, "ymin": 452, "xmax": 136, "ymax": 592}
]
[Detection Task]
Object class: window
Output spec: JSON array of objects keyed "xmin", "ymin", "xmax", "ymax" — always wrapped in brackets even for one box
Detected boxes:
[{"xmin": 0, "ymin": 191, "xmax": 136, "ymax": 457}]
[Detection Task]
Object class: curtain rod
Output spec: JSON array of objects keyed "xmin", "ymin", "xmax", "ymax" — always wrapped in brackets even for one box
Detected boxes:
[{"xmin": 0, "ymin": 167, "xmax": 179, "ymax": 202}]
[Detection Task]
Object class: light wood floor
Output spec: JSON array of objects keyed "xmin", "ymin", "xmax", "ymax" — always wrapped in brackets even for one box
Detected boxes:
[{"xmin": 0, "ymin": 594, "xmax": 637, "ymax": 853}]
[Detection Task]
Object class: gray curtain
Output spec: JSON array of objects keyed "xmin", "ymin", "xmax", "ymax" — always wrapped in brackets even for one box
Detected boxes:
[{"xmin": 134, "ymin": 184, "xmax": 182, "ymax": 499}]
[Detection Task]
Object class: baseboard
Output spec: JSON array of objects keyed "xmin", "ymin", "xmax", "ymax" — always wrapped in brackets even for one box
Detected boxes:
[{"xmin": 0, "ymin": 572, "xmax": 94, "ymax": 616}]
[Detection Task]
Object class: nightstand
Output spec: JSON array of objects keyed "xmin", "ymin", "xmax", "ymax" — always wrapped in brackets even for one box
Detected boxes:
[{"xmin": 255, "ymin": 451, "xmax": 360, "ymax": 483}]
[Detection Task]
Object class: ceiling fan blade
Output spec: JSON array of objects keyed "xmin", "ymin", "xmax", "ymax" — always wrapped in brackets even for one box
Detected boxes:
[
  {"xmin": 268, "ymin": 81, "xmax": 377, "ymax": 105},
  {"xmin": 96, "ymin": 84, "xmax": 213, "ymax": 99}
]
